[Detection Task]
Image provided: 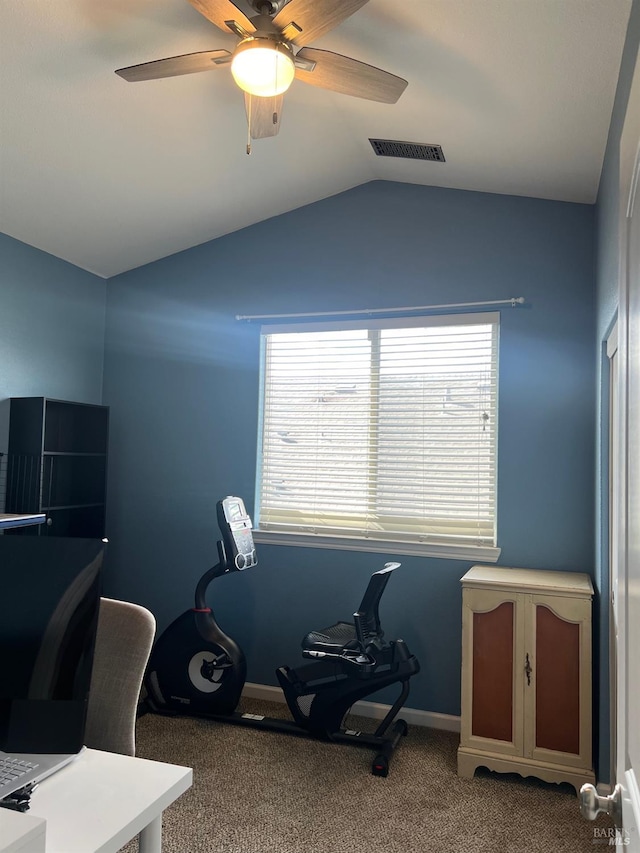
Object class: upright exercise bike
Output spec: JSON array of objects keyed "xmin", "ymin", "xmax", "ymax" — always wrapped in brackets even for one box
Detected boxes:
[{"xmin": 144, "ymin": 496, "xmax": 420, "ymax": 776}]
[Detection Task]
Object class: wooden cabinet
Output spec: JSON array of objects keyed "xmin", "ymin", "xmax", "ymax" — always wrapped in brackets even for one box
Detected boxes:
[
  {"xmin": 457, "ymin": 566, "xmax": 595, "ymax": 792},
  {"xmin": 5, "ymin": 397, "xmax": 109, "ymax": 539}
]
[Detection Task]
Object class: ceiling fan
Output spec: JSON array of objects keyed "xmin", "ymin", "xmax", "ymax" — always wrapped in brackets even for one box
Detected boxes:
[{"xmin": 115, "ymin": 0, "xmax": 408, "ymax": 145}]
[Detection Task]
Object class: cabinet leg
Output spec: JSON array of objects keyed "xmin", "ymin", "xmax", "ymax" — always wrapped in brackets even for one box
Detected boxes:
[{"xmin": 457, "ymin": 749, "xmax": 478, "ymax": 779}]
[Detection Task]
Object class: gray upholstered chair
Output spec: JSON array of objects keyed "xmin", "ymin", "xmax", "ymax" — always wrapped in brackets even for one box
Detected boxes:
[{"xmin": 85, "ymin": 597, "xmax": 156, "ymax": 756}]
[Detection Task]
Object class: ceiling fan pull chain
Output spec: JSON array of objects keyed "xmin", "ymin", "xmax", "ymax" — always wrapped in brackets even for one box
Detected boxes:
[
  {"xmin": 272, "ymin": 51, "xmax": 279, "ymax": 127},
  {"xmin": 247, "ymin": 93, "xmax": 252, "ymax": 155}
]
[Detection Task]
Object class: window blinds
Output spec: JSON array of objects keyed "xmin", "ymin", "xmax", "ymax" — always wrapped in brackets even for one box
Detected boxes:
[{"xmin": 257, "ymin": 313, "xmax": 499, "ymax": 548}]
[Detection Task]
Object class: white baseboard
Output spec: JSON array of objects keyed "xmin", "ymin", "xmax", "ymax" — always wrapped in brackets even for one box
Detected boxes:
[{"xmin": 242, "ymin": 681, "xmax": 461, "ymax": 733}]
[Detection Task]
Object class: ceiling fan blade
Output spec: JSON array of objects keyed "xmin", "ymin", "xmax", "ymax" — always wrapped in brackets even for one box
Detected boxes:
[
  {"xmin": 115, "ymin": 50, "xmax": 231, "ymax": 82},
  {"xmin": 295, "ymin": 49, "xmax": 407, "ymax": 103},
  {"xmin": 186, "ymin": 0, "xmax": 255, "ymax": 35},
  {"xmin": 273, "ymin": 0, "xmax": 369, "ymax": 47},
  {"xmin": 244, "ymin": 93, "xmax": 283, "ymax": 139}
]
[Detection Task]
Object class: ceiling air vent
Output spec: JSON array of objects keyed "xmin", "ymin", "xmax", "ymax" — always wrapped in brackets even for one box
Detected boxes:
[{"xmin": 369, "ymin": 139, "xmax": 446, "ymax": 162}]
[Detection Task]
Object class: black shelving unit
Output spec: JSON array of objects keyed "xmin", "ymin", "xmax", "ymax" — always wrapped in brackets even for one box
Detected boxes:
[{"xmin": 5, "ymin": 397, "xmax": 109, "ymax": 538}]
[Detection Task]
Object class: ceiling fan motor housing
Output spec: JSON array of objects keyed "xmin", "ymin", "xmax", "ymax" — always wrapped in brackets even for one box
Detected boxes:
[
  {"xmin": 234, "ymin": 34, "xmax": 294, "ymax": 61},
  {"xmin": 250, "ymin": 0, "xmax": 288, "ymax": 16}
]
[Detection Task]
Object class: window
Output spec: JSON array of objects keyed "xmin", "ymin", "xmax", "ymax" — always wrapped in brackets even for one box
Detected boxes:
[{"xmin": 255, "ymin": 313, "xmax": 500, "ymax": 561}]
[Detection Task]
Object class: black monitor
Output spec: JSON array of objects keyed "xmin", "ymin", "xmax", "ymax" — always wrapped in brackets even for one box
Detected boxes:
[{"xmin": 0, "ymin": 536, "xmax": 103, "ymax": 753}]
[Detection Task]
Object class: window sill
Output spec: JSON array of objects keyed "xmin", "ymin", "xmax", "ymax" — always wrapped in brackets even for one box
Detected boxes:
[{"xmin": 253, "ymin": 530, "xmax": 501, "ymax": 563}]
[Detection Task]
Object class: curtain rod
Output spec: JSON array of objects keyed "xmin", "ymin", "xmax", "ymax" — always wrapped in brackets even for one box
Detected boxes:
[{"xmin": 236, "ymin": 297, "xmax": 525, "ymax": 323}]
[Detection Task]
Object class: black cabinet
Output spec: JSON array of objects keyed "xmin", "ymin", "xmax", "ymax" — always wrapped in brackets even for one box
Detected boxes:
[{"xmin": 5, "ymin": 398, "xmax": 109, "ymax": 538}]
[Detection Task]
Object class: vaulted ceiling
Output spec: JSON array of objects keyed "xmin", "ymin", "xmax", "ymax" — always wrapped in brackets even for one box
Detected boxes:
[{"xmin": 0, "ymin": 0, "xmax": 632, "ymax": 278}]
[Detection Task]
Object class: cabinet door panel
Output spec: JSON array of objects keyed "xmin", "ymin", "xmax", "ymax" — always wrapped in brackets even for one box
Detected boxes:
[
  {"xmin": 472, "ymin": 602, "xmax": 514, "ymax": 742},
  {"xmin": 525, "ymin": 594, "xmax": 592, "ymax": 769},
  {"xmin": 461, "ymin": 588, "xmax": 523, "ymax": 756},
  {"xmin": 535, "ymin": 605, "xmax": 580, "ymax": 754}
]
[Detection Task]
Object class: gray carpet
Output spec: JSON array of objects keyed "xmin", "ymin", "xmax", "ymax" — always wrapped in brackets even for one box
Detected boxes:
[{"xmin": 123, "ymin": 698, "xmax": 612, "ymax": 852}]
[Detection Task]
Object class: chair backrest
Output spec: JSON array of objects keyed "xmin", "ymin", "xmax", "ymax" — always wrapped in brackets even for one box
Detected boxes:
[
  {"xmin": 84, "ymin": 597, "xmax": 156, "ymax": 756},
  {"xmin": 353, "ymin": 562, "xmax": 400, "ymax": 644}
]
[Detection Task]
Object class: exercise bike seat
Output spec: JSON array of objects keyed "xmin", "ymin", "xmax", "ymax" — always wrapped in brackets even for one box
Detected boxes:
[
  {"xmin": 276, "ymin": 561, "xmax": 419, "ymax": 770},
  {"xmin": 301, "ymin": 562, "xmax": 401, "ymax": 655},
  {"xmin": 302, "ymin": 621, "xmax": 358, "ymax": 654}
]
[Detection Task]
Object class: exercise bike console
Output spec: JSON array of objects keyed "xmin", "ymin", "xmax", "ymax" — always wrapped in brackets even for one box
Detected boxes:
[{"xmin": 217, "ymin": 496, "xmax": 256, "ymax": 570}]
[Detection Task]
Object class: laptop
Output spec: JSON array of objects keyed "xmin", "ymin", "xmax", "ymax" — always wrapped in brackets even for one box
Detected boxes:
[
  {"xmin": 0, "ymin": 750, "xmax": 81, "ymax": 801},
  {"xmin": 0, "ymin": 537, "xmax": 103, "ymax": 803}
]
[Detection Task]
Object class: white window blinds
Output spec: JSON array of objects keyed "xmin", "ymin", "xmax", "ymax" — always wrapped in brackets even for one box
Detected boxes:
[{"xmin": 257, "ymin": 313, "xmax": 499, "ymax": 549}]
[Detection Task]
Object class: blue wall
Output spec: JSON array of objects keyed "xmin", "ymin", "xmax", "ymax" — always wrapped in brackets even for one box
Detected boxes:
[
  {"xmin": 103, "ymin": 181, "xmax": 596, "ymax": 721},
  {"xmin": 0, "ymin": 8, "xmax": 635, "ymax": 781},
  {"xmin": 0, "ymin": 234, "xmax": 106, "ymax": 450},
  {"xmin": 594, "ymin": 0, "xmax": 640, "ymax": 784}
]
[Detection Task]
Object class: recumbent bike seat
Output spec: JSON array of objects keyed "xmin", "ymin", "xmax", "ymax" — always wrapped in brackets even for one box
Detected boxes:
[{"xmin": 276, "ymin": 562, "xmax": 420, "ymax": 775}]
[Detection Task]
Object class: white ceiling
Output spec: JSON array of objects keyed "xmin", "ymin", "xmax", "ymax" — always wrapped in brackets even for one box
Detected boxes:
[{"xmin": 0, "ymin": 0, "xmax": 632, "ymax": 278}]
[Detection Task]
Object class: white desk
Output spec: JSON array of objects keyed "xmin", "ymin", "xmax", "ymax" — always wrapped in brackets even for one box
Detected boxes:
[
  {"xmin": 1, "ymin": 749, "xmax": 192, "ymax": 853},
  {"xmin": 0, "ymin": 810, "xmax": 45, "ymax": 853}
]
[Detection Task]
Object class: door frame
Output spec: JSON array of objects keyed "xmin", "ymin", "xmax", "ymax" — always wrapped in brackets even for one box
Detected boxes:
[
  {"xmin": 614, "ymin": 37, "xmax": 640, "ymax": 847},
  {"xmin": 606, "ymin": 319, "xmax": 618, "ymax": 792}
]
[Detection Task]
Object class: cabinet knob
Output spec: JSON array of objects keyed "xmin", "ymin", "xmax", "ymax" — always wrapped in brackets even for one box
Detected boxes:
[
  {"xmin": 579, "ymin": 783, "xmax": 622, "ymax": 828},
  {"xmin": 524, "ymin": 652, "xmax": 532, "ymax": 685}
]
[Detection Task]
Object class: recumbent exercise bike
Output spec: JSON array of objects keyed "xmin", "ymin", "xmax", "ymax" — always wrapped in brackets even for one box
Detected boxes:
[{"xmin": 144, "ymin": 496, "xmax": 420, "ymax": 776}]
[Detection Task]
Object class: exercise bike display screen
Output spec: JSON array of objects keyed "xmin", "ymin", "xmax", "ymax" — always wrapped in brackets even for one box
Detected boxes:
[
  {"xmin": 227, "ymin": 501, "xmax": 243, "ymax": 521},
  {"xmin": 217, "ymin": 496, "xmax": 257, "ymax": 571}
]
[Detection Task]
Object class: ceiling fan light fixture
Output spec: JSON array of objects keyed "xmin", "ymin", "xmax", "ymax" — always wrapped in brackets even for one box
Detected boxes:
[{"xmin": 231, "ymin": 38, "xmax": 295, "ymax": 98}]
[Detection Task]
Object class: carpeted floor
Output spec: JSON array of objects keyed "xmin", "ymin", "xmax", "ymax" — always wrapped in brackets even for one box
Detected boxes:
[{"xmin": 122, "ymin": 698, "xmax": 612, "ymax": 853}]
